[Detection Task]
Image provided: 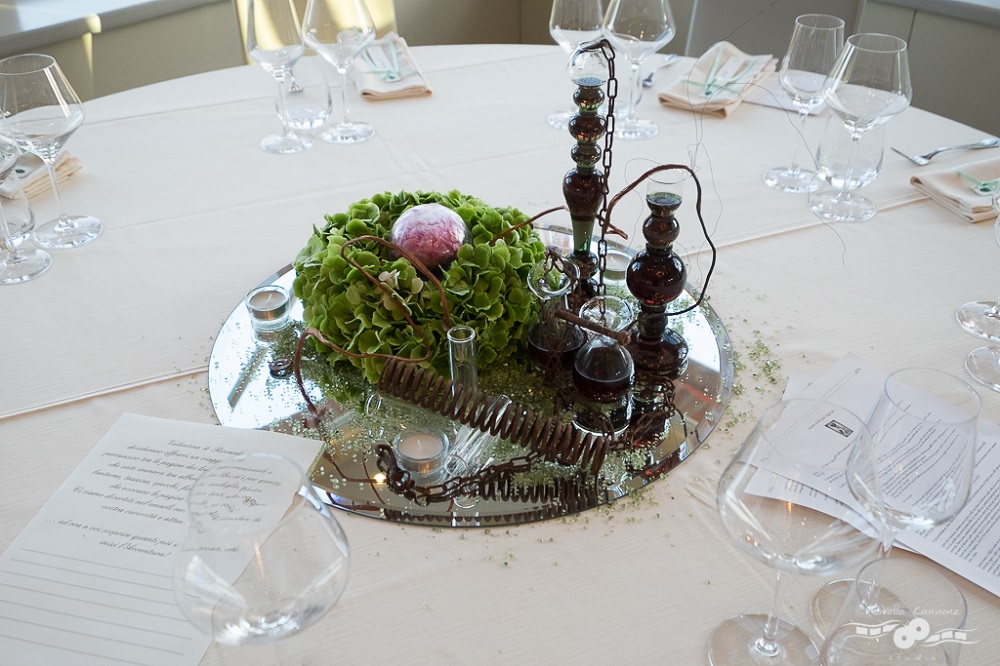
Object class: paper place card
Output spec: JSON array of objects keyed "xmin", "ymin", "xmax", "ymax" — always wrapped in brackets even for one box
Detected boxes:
[{"xmin": 0, "ymin": 414, "xmax": 322, "ymax": 666}]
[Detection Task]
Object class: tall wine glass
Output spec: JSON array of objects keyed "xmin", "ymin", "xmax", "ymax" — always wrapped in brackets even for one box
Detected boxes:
[
  {"xmin": 603, "ymin": 0, "xmax": 676, "ymax": 140},
  {"xmin": 0, "ymin": 140, "xmax": 50, "ymax": 283},
  {"xmin": 247, "ymin": 0, "xmax": 312, "ymax": 154},
  {"xmin": 763, "ymin": 14, "xmax": 845, "ymax": 193},
  {"xmin": 174, "ymin": 452, "xmax": 350, "ymax": 647},
  {"xmin": 811, "ymin": 367, "xmax": 981, "ymax": 636},
  {"xmin": 0, "ymin": 54, "xmax": 101, "ymax": 249},
  {"xmin": 302, "ymin": 0, "xmax": 377, "ymax": 144},
  {"xmin": 548, "ymin": 0, "xmax": 604, "ymax": 130},
  {"xmin": 711, "ymin": 399, "xmax": 880, "ymax": 665},
  {"xmin": 957, "ymin": 191, "xmax": 1000, "ymax": 390},
  {"xmin": 809, "ymin": 33, "xmax": 911, "ymax": 221}
]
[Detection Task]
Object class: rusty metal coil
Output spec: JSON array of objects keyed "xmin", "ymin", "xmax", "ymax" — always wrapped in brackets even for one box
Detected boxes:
[{"xmin": 377, "ymin": 357, "xmax": 612, "ymax": 474}]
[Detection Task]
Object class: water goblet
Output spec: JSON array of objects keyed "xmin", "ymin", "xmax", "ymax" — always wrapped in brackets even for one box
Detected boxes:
[
  {"xmin": 820, "ymin": 557, "xmax": 968, "ymax": 665},
  {"xmin": 810, "ymin": 117, "xmax": 885, "ymax": 222},
  {"xmin": 0, "ymin": 171, "xmax": 35, "ymax": 245},
  {"xmin": 303, "ymin": 0, "xmax": 377, "ymax": 144},
  {"xmin": 602, "ymin": 0, "xmax": 676, "ymax": 140},
  {"xmin": 764, "ymin": 14, "xmax": 845, "ymax": 193},
  {"xmin": 809, "ymin": 33, "xmax": 911, "ymax": 221},
  {"xmin": 247, "ymin": 0, "xmax": 313, "ymax": 154},
  {"xmin": 711, "ymin": 398, "xmax": 880, "ymax": 665},
  {"xmin": 810, "ymin": 367, "xmax": 980, "ymax": 636},
  {"xmin": 956, "ymin": 191, "xmax": 1000, "ymax": 389},
  {"xmin": 281, "ymin": 58, "xmax": 334, "ymax": 135},
  {"xmin": 174, "ymin": 452, "xmax": 350, "ymax": 647},
  {"xmin": 0, "ymin": 53, "xmax": 101, "ymax": 249},
  {"xmin": 0, "ymin": 141, "xmax": 51, "ymax": 283},
  {"xmin": 548, "ymin": 0, "xmax": 604, "ymax": 130}
]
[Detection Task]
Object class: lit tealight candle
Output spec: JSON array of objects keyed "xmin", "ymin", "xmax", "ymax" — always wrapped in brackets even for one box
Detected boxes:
[
  {"xmin": 245, "ymin": 285, "xmax": 290, "ymax": 331},
  {"xmin": 393, "ymin": 429, "xmax": 449, "ymax": 478}
]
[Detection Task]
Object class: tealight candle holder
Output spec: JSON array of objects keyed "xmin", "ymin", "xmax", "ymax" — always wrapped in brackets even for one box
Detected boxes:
[
  {"xmin": 245, "ymin": 285, "xmax": 291, "ymax": 332},
  {"xmin": 393, "ymin": 428, "xmax": 450, "ymax": 483}
]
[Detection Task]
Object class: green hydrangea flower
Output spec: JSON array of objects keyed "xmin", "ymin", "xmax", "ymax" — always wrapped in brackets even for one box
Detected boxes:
[{"xmin": 293, "ymin": 190, "xmax": 546, "ymax": 383}]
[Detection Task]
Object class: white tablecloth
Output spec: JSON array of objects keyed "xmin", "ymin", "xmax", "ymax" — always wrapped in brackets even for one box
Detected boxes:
[{"xmin": 2, "ymin": 44, "xmax": 998, "ymax": 664}]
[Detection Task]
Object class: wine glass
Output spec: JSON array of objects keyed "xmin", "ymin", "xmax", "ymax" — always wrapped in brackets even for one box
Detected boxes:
[
  {"xmin": 711, "ymin": 398, "xmax": 880, "ymax": 665},
  {"xmin": 247, "ymin": 0, "xmax": 312, "ymax": 154},
  {"xmin": 809, "ymin": 33, "xmax": 911, "ymax": 221},
  {"xmin": 811, "ymin": 367, "xmax": 981, "ymax": 636},
  {"xmin": 811, "ymin": 117, "xmax": 885, "ymax": 222},
  {"xmin": 957, "ymin": 190, "xmax": 1000, "ymax": 391},
  {"xmin": 174, "ymin": 452, "xmax": 350, "ymax": 647},
  {"xmin": 763, "ymin": 14, "xmax": 845, "ymax": 193},
  {"xmin": 0, "ymin": 54, "xmax": 102, "ymax": 249},
  {"xmin": 548, "ymin": 0, "xmax": 604, "ymax": 130},
  {"xmin": 603, "ymin": 0, "xmax": 676, "ymax": 140},
  {"xmin": 0, "ymin": 140, "xmax": 51, "ymax": 283},
  {"xmin": 302, "ymin": 0, "xmax": 377, "ymax": 144}
]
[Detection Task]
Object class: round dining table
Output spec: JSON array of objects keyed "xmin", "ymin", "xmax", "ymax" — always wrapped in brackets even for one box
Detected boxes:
[{"xmin": 2, "ymin": 43, "xmax": 998, "ymax": 664}]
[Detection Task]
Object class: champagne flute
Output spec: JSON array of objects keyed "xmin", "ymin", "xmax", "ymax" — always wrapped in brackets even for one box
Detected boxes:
[
  {"xmin": 763, "ymin": 14, "xmax": 845, "ymax": 193},
  {"xmin": 603, "ymin": 0, "xmax": 676, "ymax": 140},
  {"xmin": 809, "ymin": 33, "xmax": 911, "ymax": 221},
  {"xmin": 302, "ymin": 0, "xmax": 377, "ymax": 144},
  {"xmin": 0, "ymin": 140, "xmax": 51, "ymax": 283},
  {"xmin": 956, "ymin": 191, "xmax": 1000, "ymax": 385},
  {"xmin": 247, "ymin": 0, "xmax": 312, "ymax": 154},
  {"xmin": 0, "ymin": 54, "xmax": 101, "ymax": 249},
  {"xmin": 811, "ymin": 367, "xmax": 981, "ymax": 636},
  {"xmin": 174, "ymin": 452, "xmax": 350, "ymax": 647},
  {"xmin": 548, "ymin": 0, "xmax": 604, "ymax": 130},
  {"xmin": 711, "ymin": 399, "xmax": 880, "ymax": 665}
]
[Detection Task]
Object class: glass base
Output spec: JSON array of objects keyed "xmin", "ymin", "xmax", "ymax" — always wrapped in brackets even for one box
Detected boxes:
[
  {"xmin": 810, "ymin": 578, "xmax": 852, "ymax": 640},
  {"xmin": 547, "ymin": 110, "xmax": 573, "ymax": 130},
  {"xmin": 614, "ymin": 118, "xmax": 658, "ymax": 140},
  {"xmin": 764, "ymin": 167, "xmax": 822, "ymax": 193},
  {"xmin": 956, "ymin": 300, "xmax": 1000, "ymax": 341},
  {"xmin": 809, "ymin": 191, "xmax": 876, "ymax": 222},
  {"xmin": 319, "ymin": 121, "xmax": 375, "ymax": 144},
  {"xmin": 0, "ymin": 247, "xmax": 52, "ymax": 284},
  {"xmin": 260, "ymin": 132, "xmax": 313, "ymax": 154},
  {"xmin": 709, "ymin": 614, "xmax": 819, "ymax": 665},
  {"xmin": 966, "ymin": 345, "xmax": 1000, "ymax": 392},
  {"xmin": 33, "ymin": 214, "xmax": 103, "ymax": 249}
]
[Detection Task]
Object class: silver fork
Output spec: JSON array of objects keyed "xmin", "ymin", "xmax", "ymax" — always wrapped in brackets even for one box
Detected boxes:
[{"xmin": 891, "ymin": 137, "xmax": 1000, "ymax": 166}]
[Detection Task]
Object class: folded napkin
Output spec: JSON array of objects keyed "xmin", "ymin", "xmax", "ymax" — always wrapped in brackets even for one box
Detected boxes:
[
  {"xmin": 658, "ymin": 41, "xmax": 776, "ymax": 118},
  {"xmin": 2, "ymin": 152, "xmax": 82, "ymax": 200},
  {"xmin": 353, "ymin": 32, "xmax": 432, "ymax": 100},
  {"xmin": 910, "ymin": 156, "xmax": 1000, "ymax": 223}
]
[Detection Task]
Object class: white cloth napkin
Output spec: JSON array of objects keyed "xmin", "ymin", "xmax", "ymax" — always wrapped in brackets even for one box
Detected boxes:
[
  {"xmin": 658, "ymin": 41, "xmax": 776, "ymax": 118},
  {"xmin": 3, "ymin": 152, "xmax": 82, "ymax": 200},
  {"xmin": 910, "ymin": 156, "xmax": 1000, "ymax": 223},
  {"xmin": 353, "ymin": 32, "xmax": 432, "ymax": 100}
]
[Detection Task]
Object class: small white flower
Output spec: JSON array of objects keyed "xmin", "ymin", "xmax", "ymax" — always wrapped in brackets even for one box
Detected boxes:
[{"xmin": 378, "ymin": 269, "xmax": 399, "ymax": 288}]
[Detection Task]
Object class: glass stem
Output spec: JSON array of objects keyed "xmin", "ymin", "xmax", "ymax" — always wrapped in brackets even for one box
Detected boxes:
[
  {"xmin": 273, "ymin": 72, "xmax": 296, "ymax": 140},
  {"xmin": 838, "ymin": 134, "xmax": 862, "ymax": 201},
  {"xmin": 788, "ymin": 107, "xmax": 809, "ymax": 172},
  {"xmin": 45, "ymin": 159, "xmax": 74, "ymax": 230},
  {"xmin": 753, "ymin": 571, "xmax": 786, "ymax": 658},
  {"xmin": 338, "ymin": 67, "xmax": 352, "ymax": 126},
  {"xmin": 627, "ymin": 60, "xmax": 641, "ymax": 124}
]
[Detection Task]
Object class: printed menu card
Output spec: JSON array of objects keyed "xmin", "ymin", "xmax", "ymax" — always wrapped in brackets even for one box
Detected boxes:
[{"xmin": 0, "ymin": 414, "xmax": 322, "ymax": 665}]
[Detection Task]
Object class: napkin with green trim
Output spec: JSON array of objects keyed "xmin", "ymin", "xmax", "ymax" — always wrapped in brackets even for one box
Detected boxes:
[
  {"xmin": 658, "ymin": 41, "xmax": 775, "ymax": 118},
  {"xmin": 353, "ymin": 32, "xmax": 432, "ymax": 100},
  {"xmin": 910, "ymin": 156, "xmax": 1000, "ymax": 223},
  {"xmin": 0, "ymin": 152, "xmax": 80, "ymax": 200}
]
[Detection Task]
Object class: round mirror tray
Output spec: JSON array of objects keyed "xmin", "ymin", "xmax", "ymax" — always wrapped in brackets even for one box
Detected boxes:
[{"xmin": 208, "ymin": 226, "xmax": 734, "ymax": 527}]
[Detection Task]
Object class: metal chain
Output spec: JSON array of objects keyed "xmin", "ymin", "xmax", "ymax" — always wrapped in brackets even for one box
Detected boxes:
[{"xmin": 595, "ymin": 40, "xmax": 617, "ymax": 299}]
